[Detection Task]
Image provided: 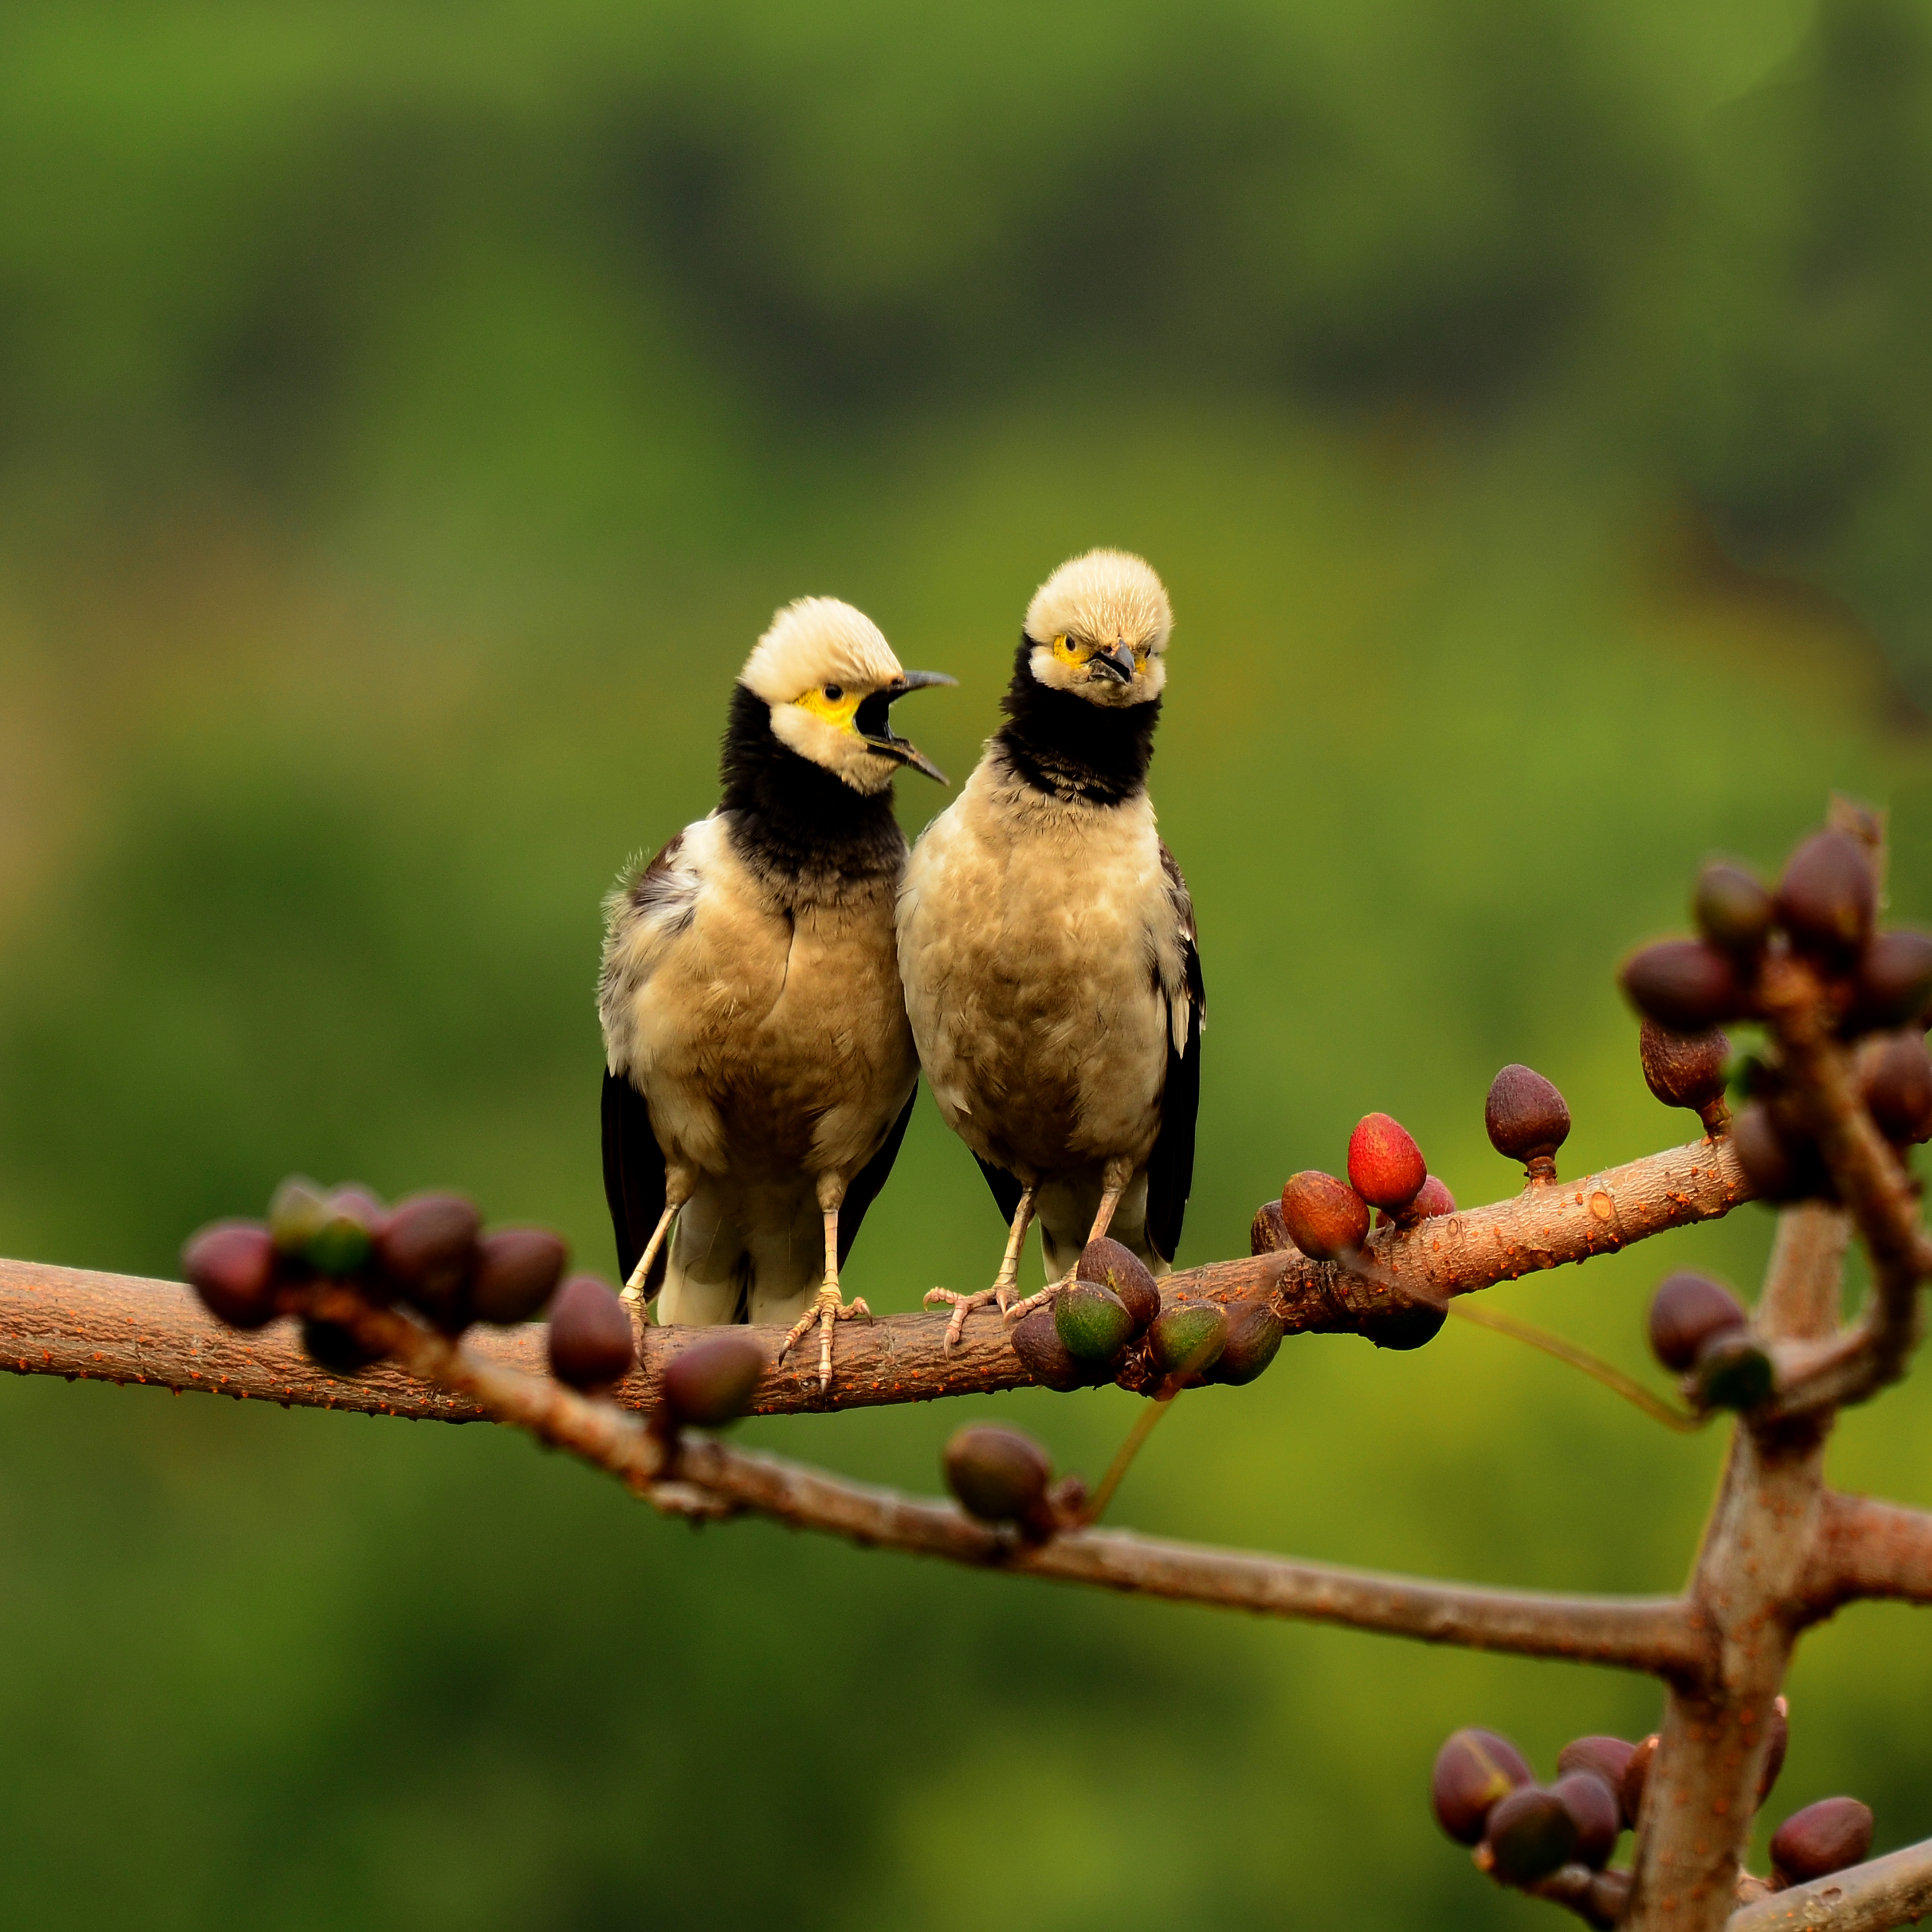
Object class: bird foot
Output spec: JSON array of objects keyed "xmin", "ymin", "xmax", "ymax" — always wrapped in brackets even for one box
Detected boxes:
[
  {"xmin": 924, "ymin": 1281, "xmax": 1018, "ymax": 1351},
  {"xmin": 777, "ymin": 1283, "xmax": 873, "ymax": 1391},
  {"xmin": 1002, "ymin": 1270, "xmax": 1077, "ymax": 1326}
]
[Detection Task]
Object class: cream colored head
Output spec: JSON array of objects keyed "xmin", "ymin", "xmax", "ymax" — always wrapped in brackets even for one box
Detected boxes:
[
  {"xmin": 1022, "ymin": 549, "xmax": 1173, "ymax": 708},
  {"xmin": 740, "ymin": 596, "xmax": 953, "ymax": 793}
]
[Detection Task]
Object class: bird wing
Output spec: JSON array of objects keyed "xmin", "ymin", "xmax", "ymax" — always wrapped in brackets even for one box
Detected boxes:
[
  {"xmin": 598, "ymin": 830, "xmax": 705, "ymax": 1292},
  {"xmin": 1144, "ymin": 841, "xmax": 1205, "ymax": 1264},
  {"xmin": 835, "ymin": 1085, "xmax": 918, "ymax": 1268},
  {"xmin": 602, "ymin": 1066, "xmax": 669, "ymax": 1293}
]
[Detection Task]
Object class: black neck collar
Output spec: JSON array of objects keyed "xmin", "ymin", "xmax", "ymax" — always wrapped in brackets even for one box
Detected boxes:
[
  {"xmin": 718, "ymin": 684, "xmax": 905, "ymax": 894},
  {"xmin": 993, "ymin": 635, "xmax": 1160, "ymax": 806}
]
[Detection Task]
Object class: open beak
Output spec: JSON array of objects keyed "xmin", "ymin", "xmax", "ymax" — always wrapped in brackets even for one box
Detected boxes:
[
  {"xmin": 859, "ymin": 671, "xmax": 956, "ymax": 784},
  {"xmin": 1091, "ymin": 642, "xmax": 1136, "ymax": 683}
]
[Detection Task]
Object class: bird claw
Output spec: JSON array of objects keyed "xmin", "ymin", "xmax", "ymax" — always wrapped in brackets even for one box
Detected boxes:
[
  {"xmin": 924, "ymin": 1282, "xmax": 1016, "ymax": 1351},
  {"xmin": 779, "ymin": 1283, "xmax": 872, "ymax": 1391},
  {"xmin": 1002, "ymin": 1267, "xmax": 1079, "ymax": 1328}
]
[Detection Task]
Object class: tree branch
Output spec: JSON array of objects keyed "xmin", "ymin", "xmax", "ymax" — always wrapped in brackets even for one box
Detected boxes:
[
  {"xmin": 1625, "ymin": 1203, "xmax": 1849, "ymax": 1932},
  {"xmin": 125, "ymin": 1281, "xmax": 1711, "ymax": 1676},
  {"xmin": 0, "ymin": 1134, "xmax": 1749, "ymax": 1424},
  {"xmin": 1725, "ymin": 1835, "xmax": 1932, "ymax": 1931},
  {"xmin": 1760, "ymin": 957, "xmax": 1931, "ymax": 1417},
  {"xmin": 1796, "ymin": 1491, "xmax": 1932, "ymax": 1621}
]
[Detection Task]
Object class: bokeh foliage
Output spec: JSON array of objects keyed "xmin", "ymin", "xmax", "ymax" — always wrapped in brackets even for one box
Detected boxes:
[{"xmin": 1, "ymin": 2, "xmax": 1931, "ymax": 1926}]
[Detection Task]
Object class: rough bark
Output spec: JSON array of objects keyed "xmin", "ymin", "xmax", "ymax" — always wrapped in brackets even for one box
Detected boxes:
[
  {"xmin": 0, "ymin": 1134, "xmax": 1748, "ymax": 1423},
  {"xmin": 1625, "ymin": 1205, "xmax": 1849, "ymax": 1931},
  {"xmin": 1725, "ymin": 1835, "xmax": 1932, "ymax": 1931}
]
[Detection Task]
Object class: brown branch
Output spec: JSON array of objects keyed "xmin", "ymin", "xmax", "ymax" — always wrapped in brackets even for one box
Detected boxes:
[
  {"xmin": 1625, "ymin": 1203, "xmax": 1849, "ymax": 1932},
  {"xmin": 239, "ymin": 1287, "xmax": 1710, "ymax": 1676},
  {"xmin": 1760, "ymin": 956, "xmax": 1931, "ymax": 1417},
  {"xmin": 1796, "ymin": 1492, "xmax": 1932, "ymax": 1621},
  {"xmin": 1725, "ymin": 1835, "xmax": 1932, "ymax": 1931},
  {"xmin": 0, "ymin": 1134, "xmax": 1749, "ymax": 1424}
]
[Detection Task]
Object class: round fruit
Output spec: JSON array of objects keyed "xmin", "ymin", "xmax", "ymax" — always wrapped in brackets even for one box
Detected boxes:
[
  {"xmin": 1430, "ymin": 1728, "xmax": 1532, "ymax": 1845},
  {"xmin": 468, "ymin": 1228, "xmax": 569, "ymax": 1325},
  {"xmin": 1770, "ymin": 1797, "xmax": 1873, "ymax": 1888},
  {"xmin": 1553, "ymin": 1771, "xmax": 1621, "ymax": 1869},
  {"xmin": 1485, "ymin": 1786, "xmax": 1580, "ymax": 1884},
  {"xmin": 1076, "ymin": 1238, "xmax": 1160, "ymax": 1332},
  {"xmin": 1620, "ymin": 941, "xmax": 1743, "ymax": 1033},
  {"xmin": 943, "ymin": 1424, "xmax": 1053, "ymax": 1525},
  {"xmin": 1278, "ymin": 1172, "xmax": 1370, "ymax": 1260},
  {"xmin": 546, "ymin": 1275, "xmax": 635, "ymax": 1391},
  {"xmin": 1639, "ymin": 1020, "xmax": 1731, "ymax": 1117},
  {"xmin": 1851, "ymin": 929, "xmax": 1932, "ymax": 1030},
  {"xmin": 1778, "ymin": 830, "xmax": 1876, "ymax": 961},
  {"xmin": 1864, "ymin": 1032, "xmax": 1932, "ymax": 1143},
  {"xmin": 1346, "ymin": 1113, "xmax": 1428, "ymax": 1212},
  {"xmin": 182, "ymin": 1220, "xmax": 280, "ymax": 1330},
  {"xmin": 1485, "ymin": 1065, "xmax": 1570, "ymax": 1167},
  {"xmin": 660, "ymin": 1332, "xmax": 765, "ymax": 1427},
  {"xmin": 1055, "ymin": 1281, "xmax": 1134, "ymax": 1361},
  {"xmin": 1205, "ymin": 1301, "xmax": 1286, "ymax": 1384},
  {"xmin": 1147, "ymin": 1303, "xmax": 1227, "ymax": 1377},
  {"xmin": 1556, "ymin": 1736, "xmax": 1635, "ymax": 1796},
  {"xmin": 1647, "ymin": 1271, "xmax": 1748, "ymax": 1373},
  {"xmin": 1011, "ymin": 1305, "xmax": 1106, "ymax": 1391},
  {"xmin": 375, "ymin": 1193, "xmax": 482, "ymax": 1332},
  {"xmin": 1695, "ymin": 861, "xmax": 1775, "ymax": 956}
]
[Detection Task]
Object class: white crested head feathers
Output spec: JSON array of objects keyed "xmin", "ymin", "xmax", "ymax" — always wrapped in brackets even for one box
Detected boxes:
[
  {"xmin": 1022, "ymin": 550, "xmax": 1173, "ymax": 707},
  {"xmin": 741, "ymin": 596, "xmax": 952, "ymax": 793}
]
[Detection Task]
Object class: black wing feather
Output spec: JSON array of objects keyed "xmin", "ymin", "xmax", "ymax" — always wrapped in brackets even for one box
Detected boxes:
[
  {"xmin": 973, "ymin": 1152, "xmax": 1026, "ymax": 1229},
  {"xmin": 1144, "ymin": 843, "xmax": 1205, "ymax": 1265},
  {"xmin": 837, "ymin": 1085, "xmax": 918, "ymax": 1267},
  {"xmin": 602, "ymin": 1068, "xmax": 670, "ymax": 1297}
]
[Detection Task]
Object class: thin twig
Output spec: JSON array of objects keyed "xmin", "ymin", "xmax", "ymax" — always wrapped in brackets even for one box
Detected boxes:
[{"xmin": 1446, "ymin": 1301, "xmax": 1707, "ymax": 1432}]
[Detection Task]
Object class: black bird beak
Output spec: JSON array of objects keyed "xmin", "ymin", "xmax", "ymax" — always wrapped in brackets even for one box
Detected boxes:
[
  {"xmin": 1091, "ymin": 641, "xmax": 1136, "ymax": 683},
  {"xmin": 859, "ymin": 672, "xmax": 956, "ymax": 784}
]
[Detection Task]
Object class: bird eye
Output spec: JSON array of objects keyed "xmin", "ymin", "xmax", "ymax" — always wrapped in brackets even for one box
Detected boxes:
[{"xmin": 824, "ymin": 684, "xmax": 843, "ymax": 702}]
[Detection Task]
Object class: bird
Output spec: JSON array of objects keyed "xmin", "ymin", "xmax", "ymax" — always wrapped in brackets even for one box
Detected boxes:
[
  {"xmin": 896, "ymin": 549, "xmax": 1203, "ymax": 1345},
  {"xmin": 598, "ymin": 597, "xmax": 953, "ymax": 1387}
]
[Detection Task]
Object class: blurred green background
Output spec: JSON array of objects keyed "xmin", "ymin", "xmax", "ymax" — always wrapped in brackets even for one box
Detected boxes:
[{"xmin": 3, "ymin": 1, "xmax": 1932, "ymax": 1924}]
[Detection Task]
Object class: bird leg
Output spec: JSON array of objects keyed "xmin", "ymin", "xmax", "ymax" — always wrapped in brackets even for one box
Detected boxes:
[
  {"xmin": 924, "ymin": 1185, "xmax": 1036, "ymax": 1350},
  {"xmin": 777, "ymin": 1205, "xmax": 872, "ymax": 1392},
  {"xmin": 620, "ymin": 1202, "xmax": 679, "ymax": 1304},
  {"xmin": 1003, "ymin": 1175, "xmax": 1127, "ymax": 1324}
]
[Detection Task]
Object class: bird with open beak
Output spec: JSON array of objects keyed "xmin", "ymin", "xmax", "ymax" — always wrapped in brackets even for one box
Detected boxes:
[
  {"xmin": 598, "ymin": 598, "xmax": 953, "ymax": 1387},
  {"xmin": 898, "ymin": 549, "xmax": 1203, "ymax": 1343}
]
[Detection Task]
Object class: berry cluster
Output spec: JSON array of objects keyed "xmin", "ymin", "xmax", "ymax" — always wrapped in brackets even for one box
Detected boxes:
[
  {"xmin": 1645, "ymin": 1269, "xmax": 1771, "ymax": 1413},
  {"xmin": 1431, "ymin": 1701, "xmax": 1868, "ymax": 1918},
  {"xmin": 1620, "ymin": 827, "xmax": 1932, "ymax": 1199},
  {"xmin": 941, "ymin": 1423, "xmax": 1089, "ymax": 1540},
  {"xmin": 182, "ymin": 1178, "xmax": 568, "ymax": 1373},
  {"xmin": 1009, "ymin": 1236, "xmax": 1284, "ymax": 1393},
  {"xmin": 1251, "ymin": 1108, "xmax": 1461, "ymax": 1349}
]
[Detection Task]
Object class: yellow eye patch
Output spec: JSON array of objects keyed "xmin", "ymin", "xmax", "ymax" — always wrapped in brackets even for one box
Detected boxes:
[
  {"xmin": 1051, "ymin": 633, "xmax": 1089, "ymax": 667},
  {"xmin": 794, "ymin": 685, "xmax": 863, "ymax": 730}
]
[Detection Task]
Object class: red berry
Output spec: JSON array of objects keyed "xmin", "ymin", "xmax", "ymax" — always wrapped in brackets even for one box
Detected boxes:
[
  {"xmin": 1695, "ymin": 860, "xmax": 1775, "ymax": 956},
  {"xmin": 1556, "ymin": 1735, "xmax": 1635, "ymax": 1796},
  {"xmin": 1863, "ymin": 1032, "xmax": 1932, "ymax": 1143},
  {"xmin": 468, "ymin": 1228, "xmax": 569, "ymax": 1325},
  {"xmin": 1278, "ymin": 1171, "xmax": 1370, "ymax": 1259},
  {"xmin": 1485, "ymin": 1785, "xmax": 1580, "ymax": 1884},
  {"xmin": 1851, "ymin": 930, "xmax": 1932, "ymax": 1031},
  {"xmin": 1639, "ymin": 1019, "xmax": 1731, "ymax": 1118},
  {"xmin": 1347, "ymin": 1113, "xmax": 1428, "ymax": 1212},
  {"xmin": 1411, "ymin": 1175, "xmax": 1456, "ymax": 1218}
]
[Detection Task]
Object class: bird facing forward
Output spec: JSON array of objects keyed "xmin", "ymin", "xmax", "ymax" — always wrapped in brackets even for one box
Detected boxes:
[
  {"xmin": 897, "ymin": 549, "xmax": 1203, "ymax": 1342},
  {"xmin": 598, "ymin": 599, "xmax": 953, "ymax": 1386}
]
